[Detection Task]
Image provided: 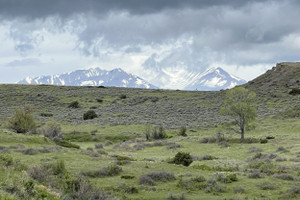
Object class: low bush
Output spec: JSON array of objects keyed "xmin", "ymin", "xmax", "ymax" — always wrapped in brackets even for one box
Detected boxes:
[
  {"xmin": 276, "ymin": 146, "xmax": 289, "ymax": 153},
  {"xmin": 204, "ymin": 179, "xmax": 226, "ymax": 193},
  {"xmin": 273, "ymin": 173, "xmax": 294, "ymax": 181},
  {"xmin": 248, "ymin": 170, "xmax": 264, "ymax": 178},
  {"xmin": 248, "ymin": 146, "xmax": 263, "ymax": 153},
  {"xmin": 177, "ymin": 176, "xmax": 206, "ymax": 190},
  {"xmin": 95, "ymin": 143, "xmax": 103, "ymax": 149},
  {"xmin": 68, "ymin": 101, "xmax": 79, "ymax": 108},
  {"xmin": 117, "ymin": 183, "xmax": 139, "ymax": 194},
  {"xmin": 40, "ymin": 112, "xmax": 53, "ymax": 117},
  {"xmin": 257, "ymin": 181, "xmax": 278, "ymax": 190},
  {"xmin": 139, "ymin": 175, "xmax": 156, "ymax": 186},
  {"xmin": 178, "ymin": 126, "xmax": 187, "ymax": 137},
  {"xmin": 199, "ymin": 137, "xmax": 216, "ymax": 143},
  {"xmin": 233, "ymin": 186, "xmax": 245, "ymax": 194},
  {"xmin": 37, "ymin": 121, "xmax": 62, "ymax": 140},
  {"xmin": 7, "ymin": 106, "xmax": 36, "ymax": 133},
  {"xmin": 55, "ymin": 141, "xmax": 80, "ymax": 149},
  {"xmin": 260, "ymin": 138, "xmax": 268, "ymax": 144},
  {"xmin": 82, "ymin": 164, "xmax": 122, "ymax": 178},
  {"xmin": 52, "ymin": 160, "xmax": 66, "ymax": 175},
  {"xmin": 170, "ymin": 152, "xmax": 193, "ymax": 167},
  {"xmin": 289, "ymin": 88, "xmax": 300, "ymax": 95},
  {"xmin": 146, "ymin": 171, "xmax": 176, "ymax": 182},
  {"xmin": 121, "ymin": 175, "xmax": 135, "ymax": 179},
  {"xmin": 83, "ymin": 110, "xmax": 98, "ymax": 120},
  {"xmin": 167, "ymin": 192, "xmax": 186, "ymax": 200}
]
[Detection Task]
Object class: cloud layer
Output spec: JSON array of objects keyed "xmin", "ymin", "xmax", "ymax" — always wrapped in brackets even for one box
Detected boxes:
[{"xmin": 0, "ymin": 0, "xmax": 300, "ymax": 83}]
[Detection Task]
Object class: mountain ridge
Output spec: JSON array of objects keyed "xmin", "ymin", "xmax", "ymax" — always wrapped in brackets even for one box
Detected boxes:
[{"xmin": 18, "ymin": 68, "xmax": 158, "ymax": 89}]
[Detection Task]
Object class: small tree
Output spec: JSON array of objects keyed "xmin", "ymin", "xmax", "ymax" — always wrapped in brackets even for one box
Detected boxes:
[
  {"xmin": 220, "ymin": 87, "xmax": 256, "ymax": 141},
  {"xmin": 7, "ymin": 106, "xmax": 36, "ymax": 133}
]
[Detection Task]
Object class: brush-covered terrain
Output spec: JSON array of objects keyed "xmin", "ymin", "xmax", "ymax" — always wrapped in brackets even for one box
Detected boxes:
[{"xmin": 1, "ymin": 62, "xmax": 300, "ymax": 200}]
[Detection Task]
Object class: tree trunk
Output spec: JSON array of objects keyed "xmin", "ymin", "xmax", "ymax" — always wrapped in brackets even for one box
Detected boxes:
[{"xmin": 241, "ymin": 126, "xmax": 244, "ymax": 141}]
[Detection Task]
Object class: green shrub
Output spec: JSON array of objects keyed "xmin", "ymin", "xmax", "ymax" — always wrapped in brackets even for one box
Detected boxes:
[
  {"xmin": 152, "ymin": 126, "xmax": 167, "ymax": 140},
  {"xmin": 52, "ymin": 160, "xmax": 66, "ymax": 175},
  {"xmin": 7, "ymin": 106, "xmax": 36, "ymax": 133},
  {"xmin": 0, "ymin": 154, "xmax": 13, "ymax": 166},
  {"xmin": 119, "ymin": 94, "xmax": 127, "ymax": 99},
  {"xmin": 171, "ymin": 152, "xmax": 193, "ymax": 167},
  {"xmin": 178, "ymin": 126, "xmax": 187, "ymax": 137},
  {"xmin": 40, "ymin": 112, "xmax": 53, "ymax": 117},
  {"xmin": 260, "ymin": 138, "xmax": 268, "ymax": 144},
  {"xmin": 56, "ymin": 141, "xmax": 80, "ymax": 149},
  {"xmin": 83, "ymin": 110, "xmax": 98, "ymax": 120},
  {"xmin": 121, "ymin": 175, "xmax": 135, "ymax": 179},
  {"xmin": 68, "ymin": 101, "xmax": 79, "ymax": 108},
  {"xmin": 289, "ymin": 88, "xmax": 300, "ymax": 95}
]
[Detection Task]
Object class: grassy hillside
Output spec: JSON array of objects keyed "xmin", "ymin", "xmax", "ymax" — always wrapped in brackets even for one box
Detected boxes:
[{"xmin": 1, "ymin": 62, "xmax": 300, "ymax": 199}]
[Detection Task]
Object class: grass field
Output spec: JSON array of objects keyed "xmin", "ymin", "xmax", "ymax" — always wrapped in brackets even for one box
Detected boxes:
[{"xmin": 1, "ymin": 64, "xmax": 300, "ymax": 200}]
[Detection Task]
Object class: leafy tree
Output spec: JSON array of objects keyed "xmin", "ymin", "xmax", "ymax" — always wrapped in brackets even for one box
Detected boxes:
[
  {"xmin": 7, "ymin": 106, "xmax": 36, "ymax": 133},
  {"xmin": 220, "ymin": 87, "xmax": 256, "ymax": 141}
]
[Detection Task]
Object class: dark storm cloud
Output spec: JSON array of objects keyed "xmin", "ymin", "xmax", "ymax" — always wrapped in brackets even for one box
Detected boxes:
[
  {"xmin": 1, "ymin": 0, "xmax": 300, "ymax": 69},
  {"xmin": 0, "ymin": 0, "xmax": 269, "ymax": 19}
]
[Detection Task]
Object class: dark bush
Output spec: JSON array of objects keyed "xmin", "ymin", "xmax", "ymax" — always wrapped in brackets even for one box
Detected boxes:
[
  {"xmin": 119, "ymin": 94, "xmax": 127, "ymax": 99},
  {"xmin": 152, "ymin": 126, "xmax": 167, "ymax": 140},
  {"xmin": 266, "ymin": 136, "xmax": 275, "ymax": 139},
  {"xmin": 289, "ymin": 88, "xmax": 300, "ymax": 95},
  {"xmin": 68, "ymin": 101, "xmax": 80, "ymax": 108},
  {"xmin": 83, "ymin": 110, "xmax": 98, "ymax": 120},
  {"xmin": 96, "ymin": 98, "xmax": 103, "ymax": 103},
  {"xmin": 56, "ymin": 141, "xmax": 80, "ymax": 149},
  {"xmin": 171, "ymin": 152, "xmax": 193, "ymax": 166},
  {"xmin": 121, "ymin": 175, "xmax": 135, "ymax": 179},
  {"xmin": 40, "ymin": 112, "xmax": 53, "ymax": 117},
  {"xmin": 260, "ymin": 138, "xmax": 268, "ymax": 144}
]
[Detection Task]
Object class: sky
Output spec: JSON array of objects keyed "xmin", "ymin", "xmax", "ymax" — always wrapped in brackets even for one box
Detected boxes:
[{"xmin": 0, "ymin": 0, "xmax": 300, "ymax": 84}]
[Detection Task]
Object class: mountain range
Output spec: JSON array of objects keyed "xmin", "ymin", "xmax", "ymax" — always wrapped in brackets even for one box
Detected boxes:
[
  {"xmin": 18, "ymin": 68, "xmax": 158, "ymax": 89},
  {"xmin": 18, "ymin": 67, "xmax": 246, "ymax": 90}
]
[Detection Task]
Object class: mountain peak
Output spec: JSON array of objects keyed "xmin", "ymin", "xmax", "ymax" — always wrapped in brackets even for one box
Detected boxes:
[{"xmin": 184, "ymin": 67, "xmax": 246, "ymax": 91}]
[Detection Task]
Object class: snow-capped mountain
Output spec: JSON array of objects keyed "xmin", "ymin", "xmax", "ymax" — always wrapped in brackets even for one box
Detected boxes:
[
  {"xmin": 184, "ymin": 67, "xmax": 246, "ymax": 91},
  {"xmin": 18, "ymin": 68, "xmax": 158, "ymax": 89}
]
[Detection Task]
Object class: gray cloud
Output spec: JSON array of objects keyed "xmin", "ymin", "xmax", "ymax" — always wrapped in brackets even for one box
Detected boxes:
[
  {"xmin": 1, "ymin": 0, "xmax": 300, "ymax": 82},
  {"xmin": 0, "ymin": 0, "xmax": 269, "ymax": 19},
  {"xmin": 6, "ymin": 58, "xmax": 42, "ymax": 67}
]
